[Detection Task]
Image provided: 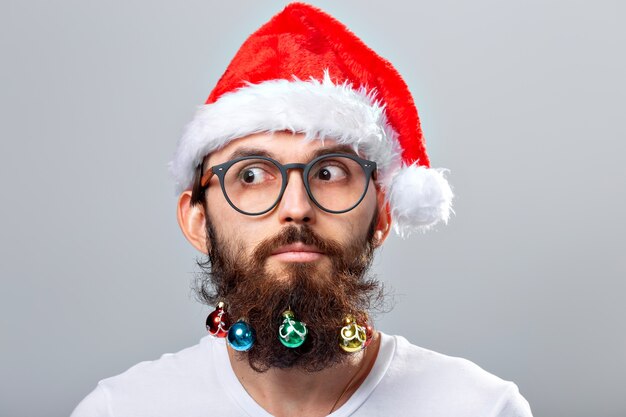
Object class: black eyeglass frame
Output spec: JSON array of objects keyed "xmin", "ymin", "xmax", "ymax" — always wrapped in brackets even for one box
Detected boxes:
[{"xmin": 196, "ymin": 153, "xmax": 378, "ymax": 216}]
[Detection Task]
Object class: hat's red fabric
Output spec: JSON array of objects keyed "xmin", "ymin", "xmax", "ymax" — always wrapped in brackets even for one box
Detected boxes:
[{"xmin": 206, "ymin": 2, "xmax": 429, "ymax": 168}]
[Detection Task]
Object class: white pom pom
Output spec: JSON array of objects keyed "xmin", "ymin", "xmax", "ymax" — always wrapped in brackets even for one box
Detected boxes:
[{"xmin": 388, "ymin": 164, "xmax": 454, "ymax": 237}]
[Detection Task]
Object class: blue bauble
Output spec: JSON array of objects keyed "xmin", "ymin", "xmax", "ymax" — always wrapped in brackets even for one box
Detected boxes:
[{"xmin": 227, "ymin": 320, "xmax": 255, "ymax": 351}]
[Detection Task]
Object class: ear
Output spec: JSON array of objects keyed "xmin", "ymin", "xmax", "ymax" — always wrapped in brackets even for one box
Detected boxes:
[
  {"xmin": 176, "ymin": 191, "xmax": 210, "ymax": 254},
  {"xmin": 373, "ymin": 188, "xmax": 392, "ymax": 247}
]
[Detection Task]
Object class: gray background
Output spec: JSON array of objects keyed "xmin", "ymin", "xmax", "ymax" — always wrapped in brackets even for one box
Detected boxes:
[{"xmin": 1, "ymin": 0, "xmax": 624, "ymax": 416}]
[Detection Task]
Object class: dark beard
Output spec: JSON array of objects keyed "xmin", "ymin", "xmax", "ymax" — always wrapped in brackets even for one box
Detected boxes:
[{"xmin": 194, "ymin": 212, "xmax": 385, "ymax": 373}]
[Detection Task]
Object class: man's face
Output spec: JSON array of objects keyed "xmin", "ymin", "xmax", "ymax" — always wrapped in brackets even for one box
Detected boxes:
[
  {"xmin": 202, "ymin": 131, "xmax": 384, "ymax": 277},
  {"xmin": 178, "ymin": 131, "xmax": 391, "ymax": 371}
]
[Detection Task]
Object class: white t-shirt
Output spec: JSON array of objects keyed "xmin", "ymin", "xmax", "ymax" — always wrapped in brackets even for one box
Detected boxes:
[{"xmin": 71, "ymin": 332, "xmax": 532, "ymax": 416}]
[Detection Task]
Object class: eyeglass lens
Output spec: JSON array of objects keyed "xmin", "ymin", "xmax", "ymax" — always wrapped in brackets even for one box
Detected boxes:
[{"xmin": 221, "ymin": 156, "xmax": 368, "ymax": 214}]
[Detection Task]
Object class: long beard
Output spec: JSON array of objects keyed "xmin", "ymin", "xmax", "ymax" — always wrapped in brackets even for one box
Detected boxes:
[{"xmin": 194, "ymin": 214, "xmax": 385, "ymax": 373}]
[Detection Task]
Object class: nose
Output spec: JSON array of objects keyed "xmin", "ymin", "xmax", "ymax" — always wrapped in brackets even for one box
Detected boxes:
[{"xmin": 276, "ymin": 170, "xmax": 315, "ymax": 224}]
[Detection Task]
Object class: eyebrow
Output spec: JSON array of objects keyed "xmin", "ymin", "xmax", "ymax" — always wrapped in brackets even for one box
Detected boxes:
[
  {"xmin": 227, "ymin": 147, "xmax": 274, "ymax": 160},
  {"xmin": 226, "ymin": 144, "xmax": 359, "ymax": 162},
  {"xmin": 311, "ymin": 145, "xmax": 359, "ymax": 159}
]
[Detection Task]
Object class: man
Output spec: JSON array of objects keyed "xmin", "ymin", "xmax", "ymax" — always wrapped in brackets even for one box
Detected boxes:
[{"xmin": 72, "ymin": 3, "xmax": 532, "ymax": 416}]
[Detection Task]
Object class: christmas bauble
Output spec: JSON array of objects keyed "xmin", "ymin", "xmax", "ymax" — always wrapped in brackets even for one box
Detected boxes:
[
  {"xmin": 339, "ymin": 315, "xmax": 367, "ymax": 353},
  {"xmin": 364, "ymin": 323, "xmax": 374, "ymax": 348},
  {"xmin": 278, "ymin": 310, "xmax": 308, "ymax": 348},
  {"xmin": 227, "ymin": 320, "xmax": 255, "ymax": 351},
  {"xmin": 206, "ymin": 302, "xmax": 230, "ymax": 338}
]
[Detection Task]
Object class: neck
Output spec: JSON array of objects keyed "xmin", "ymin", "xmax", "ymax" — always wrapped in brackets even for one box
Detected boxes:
[{"xmin": 226, "ymin": 331, "xmax": 381, "ymax": 417}]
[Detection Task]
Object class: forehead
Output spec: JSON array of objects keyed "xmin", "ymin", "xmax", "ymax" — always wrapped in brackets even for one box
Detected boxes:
[{"xmin": 205, "ymin": 131, "xmax": 359, "ymax": 166}]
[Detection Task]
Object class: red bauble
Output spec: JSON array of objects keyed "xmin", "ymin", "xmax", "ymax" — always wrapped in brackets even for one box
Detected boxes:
[
  {"xmin": 364, "ymin": 323, "xmax": 374, "ymax": 348},
  {"xmin": 206, "ymin": 305, "xmax": 230, "ymax": 338}
]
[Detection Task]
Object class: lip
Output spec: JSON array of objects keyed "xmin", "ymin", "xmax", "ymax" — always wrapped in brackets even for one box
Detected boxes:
[{"xmin": 270, "ymin": 243, "xmax": 324, "ymax": 262}]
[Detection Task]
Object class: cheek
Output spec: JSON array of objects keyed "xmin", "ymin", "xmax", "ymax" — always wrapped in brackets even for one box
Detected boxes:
[
  {"xmin": 207, "ymin": 208, "xmax": 268, "ymax": 256},
  {"xmin": 206, "ymin": 182, "xmax": 272, "ymax": 242},
  {"xmin": 319, "ymin": 186, "xmax": 378, "ymax": 242},
  {"xmin": 205, "ymin": 189, "xmax": 241, "ymax": 247},
  {"xmin": 352, "ymin": 184, "xmax": 378, "ymax": 223},
  {"xmin": 206, "ymin": 183, "xmax": 229, "ymax": 210}
]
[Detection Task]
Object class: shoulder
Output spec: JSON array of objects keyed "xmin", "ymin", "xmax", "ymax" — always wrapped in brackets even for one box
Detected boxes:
[
  {"xmin": 71, "ymin": 337, "xmax": 219, "ymax": 417},
  {"xmin": 389, "ymin": 335, "xmax": 507, "ymax": 388},
  {"xmin": 372, "ymin": 334, "xmax": 532, "ymax": 417},
  {"xmin": 102, "ymin": 337, "xmax": 211, "ymax": 390}
]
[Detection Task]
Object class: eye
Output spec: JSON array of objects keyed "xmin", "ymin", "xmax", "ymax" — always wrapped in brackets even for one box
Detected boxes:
[
  {"xmin": 313, "ymin": 164, "xmax": 349, "ymax": 182},
  {"xmin": 238, "ymin": 166, "xmax": 275, "ymax": 185}
]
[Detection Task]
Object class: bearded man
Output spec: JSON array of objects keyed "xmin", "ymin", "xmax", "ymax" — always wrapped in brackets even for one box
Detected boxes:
[{"xmin": 71, "ymin": 3, "xmax": 532, "ymax": 417}]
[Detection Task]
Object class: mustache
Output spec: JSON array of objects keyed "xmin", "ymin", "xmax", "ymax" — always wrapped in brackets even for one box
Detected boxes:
[{"xmin": 251, "ymin": 225, "xmax": 343, "ymax": 265}]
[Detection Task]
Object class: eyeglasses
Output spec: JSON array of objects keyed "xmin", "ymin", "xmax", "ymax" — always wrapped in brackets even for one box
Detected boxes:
[{"xmin": 195, "ymin": 153, "xmax": 377, "ymax": 215}]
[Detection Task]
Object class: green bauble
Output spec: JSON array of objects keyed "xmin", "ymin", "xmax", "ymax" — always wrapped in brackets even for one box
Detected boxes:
[{"xmin": 278, "ymin": 310, "xmax": 308, "ymax": 348}]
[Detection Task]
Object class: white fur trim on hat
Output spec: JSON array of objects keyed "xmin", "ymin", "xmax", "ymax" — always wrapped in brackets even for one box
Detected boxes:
[
  {"xmin": 388, "ymin": 164, "xmax": 454, "ymax": 236},
  {"xmin": 169, "ymin": 71, "xmax": 402, "ymax": 195}
]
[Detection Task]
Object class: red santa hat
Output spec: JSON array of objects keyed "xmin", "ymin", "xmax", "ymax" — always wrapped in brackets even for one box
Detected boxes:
[{"xmin": 170, "ymin": 2, "xmax": 453, "ymax": 236}]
